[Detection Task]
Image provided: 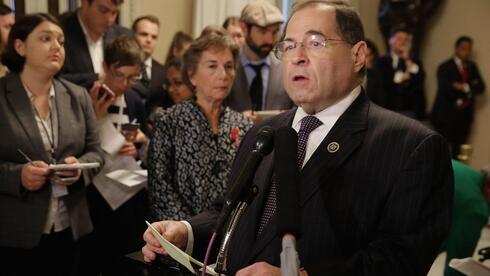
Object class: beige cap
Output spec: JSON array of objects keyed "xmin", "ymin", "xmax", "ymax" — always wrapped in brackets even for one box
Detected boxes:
[{"xmin": 240, "ymin": 0, "xmax": 284, "ymax": 27}]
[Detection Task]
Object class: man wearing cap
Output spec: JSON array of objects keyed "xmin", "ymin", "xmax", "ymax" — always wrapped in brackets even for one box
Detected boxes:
[{"xmin": 225, "ymin": 0, "xmax": 293, "ymax": 116}]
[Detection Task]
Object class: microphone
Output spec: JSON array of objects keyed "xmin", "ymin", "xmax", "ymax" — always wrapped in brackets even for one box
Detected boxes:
[
  {"xmin": 274, "ymin": 127, "xmax": 301, "ymax": 276},
  {"xmin": 215, "ymin": 126, "xmax": 274, "ymax": 234}
]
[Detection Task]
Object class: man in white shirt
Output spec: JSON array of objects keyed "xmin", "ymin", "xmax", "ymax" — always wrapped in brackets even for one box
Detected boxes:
[
  {"xmin": 142, "ymin": 1, "xmax": 453, "ymax": 275},
  {"xmin": 60, "ymin": 0, "xmax": 132, "ymax": 89},
  {"xmin": 374, "ymin": 28, "xmax": 426, "ymax": 119},
  {"xmin": 225, "ymin": 0, "xmax": 293, "ymax": 118}
]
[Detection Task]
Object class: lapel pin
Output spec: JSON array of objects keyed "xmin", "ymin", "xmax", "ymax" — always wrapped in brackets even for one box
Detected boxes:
[{"xmin": 327, "ymin": 142, "xmax": 340, "ymax": 153}]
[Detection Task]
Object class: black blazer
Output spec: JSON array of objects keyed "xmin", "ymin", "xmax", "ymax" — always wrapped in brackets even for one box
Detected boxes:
[
  {"xmin": 374, "ymin": 55, "xmax": 426, "ymax": 119},
  {"xmin": 60, "ymin": 11, "xmax": 133, "ymax": 90},
  {"xmin": 0, "ymin": 74, "xmax": 104, "ymax": 248},
  {"xmin": 131, "ymin": 59, "xmax": 172, "ymax": 115},
  {"xmin": 189, "ymin": 92, "xmax": 453, "ymax": 275},
  {"xmin": 431, "ymin": 58, "xmax": 485, "ymax": 126}
]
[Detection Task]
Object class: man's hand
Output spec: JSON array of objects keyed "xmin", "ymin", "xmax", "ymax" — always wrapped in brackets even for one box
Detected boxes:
[
  {"xmin": 50, "ymin": 156, "xmax": 81, "ymax": 186},
  {"xmin": 142, "ymin": 221, "xmax": 189, "ymax": 262},
  {"xmin": 452, "ymin": 82, "xmax": 466, "ymax": 91},
  {"xmin": 21, "ymin": 161, "xmax": 50, "ymax": 191},
  {"xmin": 89, "ymin": 82, "xmax": 115, "ymax": 120}
]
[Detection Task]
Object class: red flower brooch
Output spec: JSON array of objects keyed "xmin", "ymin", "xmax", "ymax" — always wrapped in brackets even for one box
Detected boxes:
[{"xmin": 230, "ymin": 127, "xmax": 240, "ymax": 145}]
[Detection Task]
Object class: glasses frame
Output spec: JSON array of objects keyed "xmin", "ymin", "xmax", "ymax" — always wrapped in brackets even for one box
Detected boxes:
[
  {"xmin": 274, "ymin": 34, "xmax": 347, "ymax": 60},
  {"xmin": 109, "ymin": 67, "xmax": 142, "ymax": 84}
]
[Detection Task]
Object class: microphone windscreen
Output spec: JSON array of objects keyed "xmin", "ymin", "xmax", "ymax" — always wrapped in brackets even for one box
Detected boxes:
[{"xmin": 274, "ymin": 127, "xmax": 301, "ymax": 238}]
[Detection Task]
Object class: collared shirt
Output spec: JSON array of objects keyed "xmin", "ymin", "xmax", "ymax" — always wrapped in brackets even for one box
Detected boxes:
[
  {"xmin": 77, "ymin": 11, "xmax": 103, "ymax": 74},
  {"xmin": 106, "ymin": 95, "xmax": 130, "ymax": 130},
  {"xmin": 453, "ymin": 56, "xmax": 471, "ymax": 93},
  {"xmin": 144, "ymin": 57, "xmax": 152, "ymax": 79},
  {"xmin": 240, "ymin": 51, "xmax": 271, "ymax": 110},
  {"xmin": 291, "ymin": 85, "xmax": 361, "ymax": 168},
  {"xmin": 25, "ymin": 83, "xmax": 70, "ymax": 234}
]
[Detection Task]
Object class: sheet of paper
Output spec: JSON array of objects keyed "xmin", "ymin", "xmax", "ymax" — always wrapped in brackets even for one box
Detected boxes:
[
  {"xmin": 98, "ymin": 118, "xmax": 126, "ymax": 155},
  {"xmin": 93, "ymin": 155, "xmax": 144, "ymax": 210},
  {"xmin": 449, "ymin": 257, "xmax": 490, "ymax": 275},
  {"xmin": 106, "ymin": 169, "xmax": 147, "ymax": 187},
  {"xmin": 145, "ymin": 221, "xmax": 217, "ymax": 275}
]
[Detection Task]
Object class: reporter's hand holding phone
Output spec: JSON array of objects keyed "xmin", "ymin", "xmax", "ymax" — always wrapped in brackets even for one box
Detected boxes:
[
  {"xmin": 90, "ymin": 82, "xmax": 115, "ymax": 119},
  {"xmin": 50, "ymin": 156, "xmax": 82, "ymax": 186},
  {"xmin": 118, "ymin": 142, "xmax": 138, "ymax": 158},
  {"xmin": 21, "ymin": 161, "xmax": 50, "ymax": 191}
]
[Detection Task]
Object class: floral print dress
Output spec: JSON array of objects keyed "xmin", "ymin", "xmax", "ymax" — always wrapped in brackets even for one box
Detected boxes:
[{"xmin": 148, "ymin": 100, "xmax": 253, "ymax": 221}]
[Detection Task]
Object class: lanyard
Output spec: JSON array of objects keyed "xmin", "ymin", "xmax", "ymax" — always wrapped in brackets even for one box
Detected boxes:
[{"xmin": 32, "ymin": 100, "xmax": 56, "ymax": 164}]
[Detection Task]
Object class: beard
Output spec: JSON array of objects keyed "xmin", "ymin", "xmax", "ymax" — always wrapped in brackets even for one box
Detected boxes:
[{"xmin": 246, "ymin": 35, "xmax": 273, "ymax": 59}]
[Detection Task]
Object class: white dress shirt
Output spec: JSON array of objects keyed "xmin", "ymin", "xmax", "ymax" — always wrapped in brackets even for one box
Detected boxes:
[
  {"xmin": 25, "ymin": 84, "xmax": 70, "ymax": 234},
  {"xmin": 453, "ymin": 56, "xmax": 471, "ymax": 93},
  {"xmin": 78, "ymin": 12, "xmax": 104, "ymax": 74},
  {"xmin": 144, "ymin": 57, "xmax": 152, "ymax": 79},
  {"xmin": 291, "ymin": 85, "xmax": 361, "ymax": 168}
]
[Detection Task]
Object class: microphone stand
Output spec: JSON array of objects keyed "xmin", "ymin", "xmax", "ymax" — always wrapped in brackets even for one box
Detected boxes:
[{"xmin": 215, "ymin": 186, "xmax": 258, "ymax": 274}]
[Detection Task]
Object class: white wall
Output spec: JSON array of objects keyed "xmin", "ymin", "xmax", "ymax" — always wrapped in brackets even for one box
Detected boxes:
[{"xmin": 120, "ymin": 0, "xmax": 194, "ymax": 64}]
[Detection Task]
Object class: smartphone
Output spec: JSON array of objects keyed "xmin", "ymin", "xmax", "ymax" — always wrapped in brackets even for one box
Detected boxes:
[
  {"xmin": 98, "ymin": 83, "xmax": 116, "ymax": 99},
  {"xmin": 121, "ymin": 122, "xmax": 140, "ymax": 131}
]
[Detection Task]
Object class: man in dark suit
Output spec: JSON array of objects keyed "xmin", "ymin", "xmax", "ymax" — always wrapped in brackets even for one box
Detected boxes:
[
  {"xmin": 60, "ymin": 0, "xmax": 132, "ymax": 90},
  {"xmin": 225, "ymin": 1, "xmax": 293, "ymax": 118},
  {"xmin": 374, "ymin": 28, "xmax": 426, "ymax": 120},
  {"xmin": 131, "ymin": 15, "xmax": 172, "ymax": 118},
  {"xmin": 143, "ymin": 1, "xmax": 453, "ymax": 275},
  {"xmin": 431, "ymin": 36, "xmax": 486, "ymax": 158}
]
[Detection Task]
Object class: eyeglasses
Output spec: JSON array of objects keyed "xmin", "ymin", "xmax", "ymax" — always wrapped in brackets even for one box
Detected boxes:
[
  {"xmin": 110, "ymin": 68, "xmax": 141, "ymax": 84},
  {"xmin": 274, "ymin": 34, "xmax": 347, "ymax": 60}
]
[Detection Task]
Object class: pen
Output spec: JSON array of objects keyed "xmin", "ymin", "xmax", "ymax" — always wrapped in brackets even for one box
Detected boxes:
[{"xmin": 17, "ymin": 148, "xmax": 36, "ymax": 166}]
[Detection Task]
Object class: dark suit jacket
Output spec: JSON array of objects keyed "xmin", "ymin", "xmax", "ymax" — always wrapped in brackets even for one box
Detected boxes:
[
  {"xmin": 189, "ymin": 92, "xmax": 453, "ymax": 275},
  {"xmin": 0, "ymin": 74, "xmax": 104, "ymax": 249},
  {"xmin": 225, "ymin": 53, "xmax": 293, "ymax": 112},
  {"xmin": 131, "ymin": 58, "xmax": 172, "ymax": 117},
  {"xmin": 374, "ymin": 54, "xmax": 426, "ymax": 119},
  {"xmin": 430, "ymin": 58, "xmax": 485, "ymax": 142},
  {"xmin": 365, "ymin": 68, "xmax": 385, "ymax": 106},
  {"xmin": 60, "ymin": 11, "xmax": 133, "ymax": 90}
]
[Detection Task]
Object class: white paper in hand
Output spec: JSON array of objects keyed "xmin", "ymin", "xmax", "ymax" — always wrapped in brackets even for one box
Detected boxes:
[
  {"xmin": 106, "ymin": 169, "xmax": 147, "ymax": 187},
  {"xmin": 49, "ymin": 162, "xmax": 100, "ymax": 170},
  {"xmin": 449, "ymin": 257, "xmax": 490, "ymax": 276},
  {"xmin": 145, "ymin": 221, "xmax": 217, "ymax": 275},
  {"xmin": 98, "ymin": 118, "xmax": 126, "ymax": 155}
]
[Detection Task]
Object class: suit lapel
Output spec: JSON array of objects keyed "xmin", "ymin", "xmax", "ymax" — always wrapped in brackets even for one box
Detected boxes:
[
  {"xmin": 246, "ymin": 93, "xmax": 369, "ymax": 262},
  {"xmin": 234, "ymin": 63, "xmax": 252, "ymax": 109},
  {"xmin": 265, "ymin": 54, "xmax": 283, "ymax": 108},
  {"xmin": 300, "ymin": 93, "xmax": 368, "ymax": 204},
  {"xmin": 5, "ymin": 74, "xmax": 49, "ymax": 162},
  {"xmin": 70, "ymin": 15, "xmax": 95, "ymax": 73}
]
